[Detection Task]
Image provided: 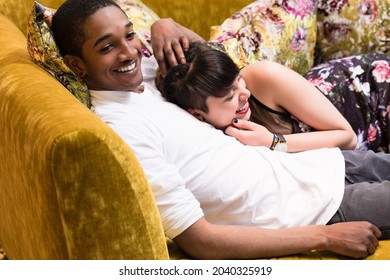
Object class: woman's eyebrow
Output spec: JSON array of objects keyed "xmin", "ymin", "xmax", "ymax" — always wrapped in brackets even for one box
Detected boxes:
[{"xmin": 223, "ymin": 90, "xmax": 235, "ymax": 101}]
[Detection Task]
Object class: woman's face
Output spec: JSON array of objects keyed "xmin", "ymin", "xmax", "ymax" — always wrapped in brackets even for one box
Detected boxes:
[
  {"xmin": 76, "ymin": 6, "xmax": 143, "ymax": 92},
  {"xmin": 203, "ymin": 76, "xmax": 251, "ymax": 129}
]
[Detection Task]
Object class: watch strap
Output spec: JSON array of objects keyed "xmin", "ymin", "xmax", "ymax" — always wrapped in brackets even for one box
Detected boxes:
[{"xmin": 270, "ymin": 134, "xmax": 287, "ymax": 151}]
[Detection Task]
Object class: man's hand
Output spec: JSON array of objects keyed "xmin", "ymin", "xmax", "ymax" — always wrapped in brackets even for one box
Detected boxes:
[
  {"xmin": 150, "ymin": 18, "xmax": 204, "ymax": 76},
  {"xmin": 323, "ymin": 222, "xmax": 381, "ymax": 259}
]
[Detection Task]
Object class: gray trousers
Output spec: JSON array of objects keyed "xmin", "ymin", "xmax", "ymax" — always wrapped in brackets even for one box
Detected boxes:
[{"xmin": 327, "ymin": 150, "xmax": 390, "ymax": 240}]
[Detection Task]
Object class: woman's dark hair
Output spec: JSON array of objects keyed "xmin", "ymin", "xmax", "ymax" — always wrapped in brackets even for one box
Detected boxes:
[
  {"xmin": 51, "ymin": 0, "xmax": 124, "ymax": 58},
  {"xmin": 157, "ymin": 42, "xmax": 240, "ymax": 113}
]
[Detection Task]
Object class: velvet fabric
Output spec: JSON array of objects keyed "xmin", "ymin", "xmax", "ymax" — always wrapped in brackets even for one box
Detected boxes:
[
  {"xmin": 0, "ymin": 9, "xmax": 168, "ymax": 259},
  {"xmin": 142, "ymin": 0, "xmax": 254, "ymax": 40},
  {"xmin": 0, "ymin": 0, "xmax": 389, "ymax": 260}
]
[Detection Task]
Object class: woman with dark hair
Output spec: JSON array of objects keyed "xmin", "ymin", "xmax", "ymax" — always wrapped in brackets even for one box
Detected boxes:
[{"xmin": 158, "ymin": 42, "xmax": 390, "ymax": 153}]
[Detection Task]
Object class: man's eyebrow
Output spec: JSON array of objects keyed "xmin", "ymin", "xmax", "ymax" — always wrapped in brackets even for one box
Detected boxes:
[
  {"xmin": 93, "ymin": 21, "xmax": 134, "ymax": 48},
  {"xmin": 93, "ymin": 34, "xmax": 112, "ymax": 48}
]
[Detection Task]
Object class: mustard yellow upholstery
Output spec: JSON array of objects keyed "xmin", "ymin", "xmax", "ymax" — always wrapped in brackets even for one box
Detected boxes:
[
  {"xmin": 142, "ymin": 0, "xmax": 253, "ymax": 39},
  {"xmin": 0, "ymin": 0, "xmax": 168, "ymax": 260},
  {"xmin": 0, "ymin": 0, "xmax": 389, "ymax": 260}
]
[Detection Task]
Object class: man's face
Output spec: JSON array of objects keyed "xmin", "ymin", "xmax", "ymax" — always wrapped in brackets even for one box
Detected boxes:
[{"xmin": 77, "ymin": 6, "xmax": 143, "ymax": 92}]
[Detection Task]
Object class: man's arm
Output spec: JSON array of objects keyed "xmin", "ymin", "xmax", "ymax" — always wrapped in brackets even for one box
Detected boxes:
[
  {"xmin": 174, "ymin": 217, "xmax": 381, "ymax": 259},
  {"xmin": 150, "ymin": 18, "xmax": 205, "ymax": 76}
]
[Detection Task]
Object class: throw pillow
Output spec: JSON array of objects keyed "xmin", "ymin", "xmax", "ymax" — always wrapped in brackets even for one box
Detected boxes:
[
  {"xmin": 315, "ymin": 0, "xmax": 390, "ymax": 64},
  {"xmin": 209, "ymin": 0, "xmax": 317, "ymax": 75},
  {"xmin": 27, "ymin": 0, "xmax": 159, "ymax": 108},
  {"xmin": 304, "ymin": 53, "xmax": 390, "ymax": 152}
]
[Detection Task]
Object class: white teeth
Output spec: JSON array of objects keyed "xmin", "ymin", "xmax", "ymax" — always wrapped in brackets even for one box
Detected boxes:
[
  {"xmin": 237, "ymin": 102, "xmax": 248, "ymax": 113},
  {"xmin": 116, "ymin": 63, "xmax": 135, "ymax": 73}
]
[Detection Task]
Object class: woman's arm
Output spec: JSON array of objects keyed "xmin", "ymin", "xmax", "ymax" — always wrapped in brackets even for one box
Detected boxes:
[
  {"xmin": 174, "ymin": 217, "xmax": 380, "ymax": 259},
  {"xmin": 227, "ymin": 61, "xmax": 357, "ymax": 152},
  {"xmin": 150, "ymin": 18, "xmax": 205, "ymax": 76}
]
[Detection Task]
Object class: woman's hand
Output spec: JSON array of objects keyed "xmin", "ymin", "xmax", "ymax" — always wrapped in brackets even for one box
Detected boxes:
[
  {"xmin": 150, "ymin": 18, "xmax": 204, "ymax": 76},
  {"xmin": 225, "ymin": 119, "xmax": 274, "ymax": 147}
]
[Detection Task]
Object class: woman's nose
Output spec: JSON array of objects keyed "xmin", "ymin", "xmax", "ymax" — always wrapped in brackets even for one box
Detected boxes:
[{"xmin": 239, "ymin": 88, "xmax": 251, "ymax": 100}]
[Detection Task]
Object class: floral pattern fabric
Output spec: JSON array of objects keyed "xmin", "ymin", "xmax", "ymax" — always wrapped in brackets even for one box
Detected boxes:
[
  {"xmin": 209, "ymin": 0, "xmax": 317, "ymax": 75},
  {"xmin": 304, "ymin": 53, "xmax": 390, "ymax": 153},
  {"xmin": 27, "ymin": 0, "xmax": 159, "ymax": 108},
  {"xmin": 315, "ymin": 0, "xmax": 390, "ymax": 65},
  {"xmin": 27, "ymin": 2, "xmax": 91, "ymax": 107}
]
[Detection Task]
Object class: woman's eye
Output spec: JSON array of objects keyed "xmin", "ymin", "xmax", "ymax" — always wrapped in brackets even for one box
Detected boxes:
[
  {"xmin": 127, "ymin": 31, "xmax": 136, "ymax": 40},
  {"xmin": 226, "ymin": 91, "xmax": 235, "ymax": 101}
]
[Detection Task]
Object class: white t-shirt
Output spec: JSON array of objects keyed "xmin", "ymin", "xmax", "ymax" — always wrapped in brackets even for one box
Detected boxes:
[{"xmin": 90, "ymin": 57, "xmax": 345, "ymax": 239}]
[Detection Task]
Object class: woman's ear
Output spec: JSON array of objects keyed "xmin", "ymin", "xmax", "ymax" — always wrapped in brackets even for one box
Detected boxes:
[
  {"xmin": 63, "ymin": 55, "xmax": 86, "ymax": 77},
  {"xmin": 187, "ymin": 108, "xmax": 205, "ymax": 122}
]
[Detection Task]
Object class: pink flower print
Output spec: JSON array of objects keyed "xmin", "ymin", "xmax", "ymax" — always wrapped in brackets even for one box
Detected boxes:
[
  {"xmin": 318, "ymin": 0, "xmax": 349, "ymax": 15},
  {"xmin": 279, "ymin": 0, "xmax": 315, "ymax": 20},
  {"xmin": 367, "ymin": 124, "xmax": 377, "ymax": 143},
  {"xmin": 307, "ymin": 77, "xmax": 334, "ymax": 94},
  {"xmin": 290, "ymin": 26, "xmax": 306, "ymax": 52},
  {"xmin": 358, "ymin": 0, "xmax": 378, "ymax": 22},
  {"xmin": 372, "ymin": 60, "xmax": 390, "ymax": 83}
]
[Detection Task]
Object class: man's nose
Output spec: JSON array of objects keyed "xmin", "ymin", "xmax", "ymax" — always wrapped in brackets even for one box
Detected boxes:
[{"xmin": 118, "ymin": 42, "xmax": 137, "ymax": 60}]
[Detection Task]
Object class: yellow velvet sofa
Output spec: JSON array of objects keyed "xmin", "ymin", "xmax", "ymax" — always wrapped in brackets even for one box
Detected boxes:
[{"xmin": 0, "ymin": 0, "xmax": 389, "ymax": 260}]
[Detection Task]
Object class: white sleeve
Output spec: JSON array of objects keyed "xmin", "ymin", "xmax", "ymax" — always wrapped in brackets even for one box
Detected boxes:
[{"xmin": 108, "ymin": 113, "xmax": 204, "ymax": 239}]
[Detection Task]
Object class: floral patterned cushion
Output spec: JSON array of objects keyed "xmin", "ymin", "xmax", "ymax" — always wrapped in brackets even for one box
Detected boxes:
[
  {"xmin": 315, "ymin": 0, "xmax": 390, "ymax": 64},
  {"xmin": 27, "ymin": 0, "xmax": 159, "ymax": 108},
  {"xmin": 304, "ymin": 53, "xmax": 390, "ymax": 152},
  {"xmin": 208, "ymin": 0, "xmax": 317, "ymax": 75}
]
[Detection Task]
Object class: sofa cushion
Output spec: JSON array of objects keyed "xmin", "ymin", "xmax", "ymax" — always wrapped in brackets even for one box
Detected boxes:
[
  {"xmin": 26, "ymin": 0, "xmax": 159, "ymax": 108},
  {"xmin": 209, "ymin": 0, "xmax": 317, "ymax": 75},
  {"xmin": 315, "ymin": 0, "xmax": 390, "ymax": 64}
]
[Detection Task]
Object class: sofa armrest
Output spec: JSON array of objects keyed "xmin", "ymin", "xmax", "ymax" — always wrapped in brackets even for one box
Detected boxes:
[{"xmin": 0, "ymin": 14, "xmax": 168, "ymax": 260}]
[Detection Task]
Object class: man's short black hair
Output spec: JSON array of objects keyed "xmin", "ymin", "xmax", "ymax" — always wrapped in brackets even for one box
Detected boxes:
[{"xmin": 51, "ymin": 0, "xmax": 124, "ymax": 58}]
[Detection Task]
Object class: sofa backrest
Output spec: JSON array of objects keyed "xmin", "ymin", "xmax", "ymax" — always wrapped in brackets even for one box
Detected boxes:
[
  {"xmin": 0, "ymin": 0, "xmax": 63, "ymax": 35},
  {"xmin": 0, "ymin": 0, "xmax": 253, "ymax": 39},
  {"xmin": 142, "ymin": 0, "xmax": 253, "ymax": 39}
]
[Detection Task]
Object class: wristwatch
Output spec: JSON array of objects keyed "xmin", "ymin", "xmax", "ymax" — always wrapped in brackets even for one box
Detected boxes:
[{"xmin": 270, "ymin": 134, "xmax": 287, "ymax": 152}]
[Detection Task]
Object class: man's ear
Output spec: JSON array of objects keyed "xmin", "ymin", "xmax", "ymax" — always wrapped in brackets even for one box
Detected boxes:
[
  {"xmin": 187, "ymin": 108, "xmax": 205, "ymax": 122},
  {"xmin": 63, "ymin": 55, "xmax": 86, "ymax": 77}
]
